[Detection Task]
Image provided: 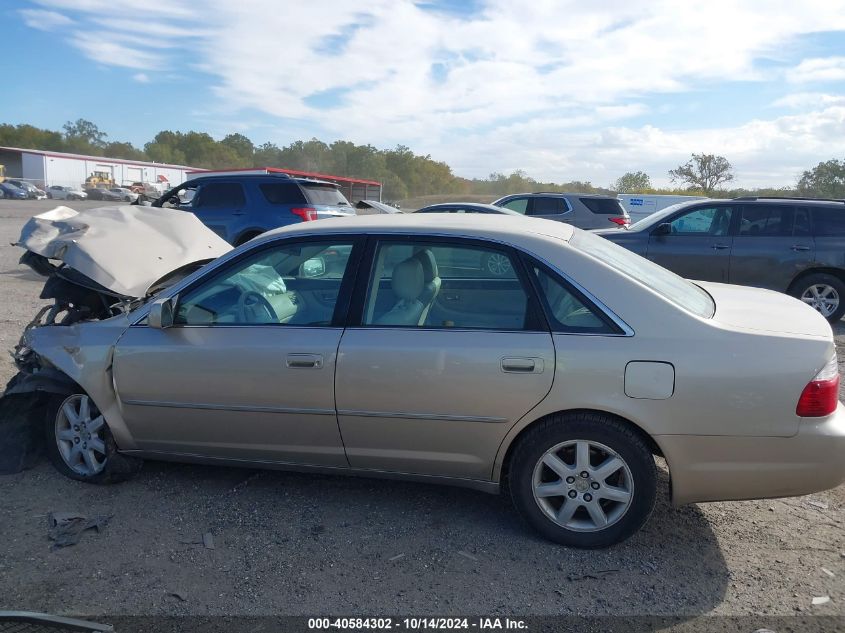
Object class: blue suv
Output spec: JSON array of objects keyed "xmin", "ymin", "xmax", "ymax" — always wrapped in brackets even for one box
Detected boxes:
[{"xmin": 153, "ymin": 174, "xmax": 355, "ymax": 245}]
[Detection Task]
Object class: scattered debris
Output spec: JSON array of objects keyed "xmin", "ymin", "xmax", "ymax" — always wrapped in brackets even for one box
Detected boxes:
[
  {"xmin": 169, "ymin": 590, "xmax": 188, "ymax": 602},
  {"xmin": 47, "ymin": 512, "xmax": 111, "ymax": 549},
  {"xmin": 388, "ymin": 554, "xmax": 405, "ymax": 562},
  {"xmin": 567, "ymin": 569, "xmax": 619, "ymax": 581},
  {"xmin": 840, "ymin": 551, "xmax": 845, "ymax": 559},
  {"xmin": 821, "ymin": 567, "xmax": 835, "ymax": 578},
  {"xmin": 807, "ymin": 500, "xmax": 829, "ymax": 510},
  {"xmin": 554, "ymin": 589, "xmax": 566, "ymax": 597},
  {"xmin": 812, "ymin": 596, "xmax": 831, "ymax": 606},
  {"xmin": 230, "ymin": 471, "xmax": 261, "ymax": 493},
  {"xmin": 457, "ymin": 550, "xmax": 478, "ymax": 562},
  {"xmin": 202, "ymin": 532, "xmax": 215, "ymax": 550}
]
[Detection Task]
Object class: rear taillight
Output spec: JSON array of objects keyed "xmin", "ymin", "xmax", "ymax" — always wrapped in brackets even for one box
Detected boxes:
[
  {"xmin": 796, "ymin": 354, "xmax": 840, "ymax": 417},
  {"xmin": 291, "ymin": 207, "xmax": 317, "ymax": 222},
  {"xmin": 609, "ymin": 216, "xmax": 630, "ymax": 227}
]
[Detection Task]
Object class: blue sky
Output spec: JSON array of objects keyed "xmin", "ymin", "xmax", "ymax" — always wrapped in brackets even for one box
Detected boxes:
[{"xmin": 2, "ymin": 0, "xmax": 845, "ymax": 188}]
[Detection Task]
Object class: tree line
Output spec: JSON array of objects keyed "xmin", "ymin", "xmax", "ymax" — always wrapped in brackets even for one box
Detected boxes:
[{"xmin": 1, "ymin": 120, "xmax": 842, "ymax": 200}]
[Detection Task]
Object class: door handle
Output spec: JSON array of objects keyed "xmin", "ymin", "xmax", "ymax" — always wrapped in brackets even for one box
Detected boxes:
[
  {"xmin": 286, "ymin": 353, "xmax": 323, "ymax": 369},
  {"xmin": 711, "ymin": 244, "xmax": 730, "ymax": 250},
  {"xmin": 791, "ymin": 245, "xmax": 810, "ymax": 252},
  {"xmin": 501, "ymin": 357, "xmax": 544, "ymax": 374}
]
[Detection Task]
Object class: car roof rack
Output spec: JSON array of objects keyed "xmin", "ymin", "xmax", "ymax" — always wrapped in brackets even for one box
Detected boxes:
[{"xmin": 732, "ymin": 196, "xmax": 845, "ymax": 203}]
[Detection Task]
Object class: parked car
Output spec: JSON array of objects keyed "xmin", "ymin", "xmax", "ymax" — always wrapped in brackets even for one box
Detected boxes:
[
  {"xmin": 596, "ymin": 196, "xmax": 845, "ymax": 322},
  {"xmin": 493, "ymin": 193, "xmax": 630, "ymax": 229},
  {"xmin": 0, "ymin": 183, "xmax": 28, "ymax": 200},
  {"xmin": 46, "ymin": 186, "xmax": 88, "ymax": 200},
  {"xmin": 7, "ymin": 213, "xmax": 844, "ymax": 548},
  {"xmin": 415, "ymin": 202, "xmax": 523, "ymax": 215},
  {"xmin": 5, "ymin": 180, "xmax": 47, "ymax": 200},
  {"xmin": 86, "ymin": 188, "xmax": 123, "ymax": 201},
  {"xmin": 153, "ymin": 174, "xmax": 355, "ymax": 245},
  {"xmin": 616, "ymin": 194, "xmax": 707, "ymax": 224},
  {"xmin": 109, "ymin": 187, "xmax": 139, "ymax": 202}
]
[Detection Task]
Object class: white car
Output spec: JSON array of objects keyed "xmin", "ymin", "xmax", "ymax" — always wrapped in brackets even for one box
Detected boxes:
[
  {"xmin": 109, "ymin": 188, "xmax": 139, "ymax": 202},
  {"xmin": 47, "ymin": 186, "xmax": 88, "ymax": 201}
]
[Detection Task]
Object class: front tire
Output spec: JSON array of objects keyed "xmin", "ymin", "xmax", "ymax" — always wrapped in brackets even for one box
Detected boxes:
[
  {"xmin": 789, "ymin": 273, "xmax": 845, "ymax": 322},
  {"xmin": 44, "ymin": 393, "xmax": 142, "ymax": 484},
  {"xmin": 509, "ymin": 412, "xmax": 656, "ymax": 548}
]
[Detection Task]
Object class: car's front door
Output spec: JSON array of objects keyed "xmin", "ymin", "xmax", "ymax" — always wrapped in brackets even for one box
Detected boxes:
[
  {"xmin": 335, "ymin": 238, "xmax": 555, "ymax": 480},
  {"xmin": 729, "ymin": 204, "xmax": 814, "ymax": 292},
  {"xmin": 189, "ymin": 181, "xmax": 248, "ymax": 243},
  {"xmin": 646, "ymin": 204, "xmax": 735, "ymax": 282},
  {"xmin": 112, "ymin": 237, "xmax": 362, "ymax": 466}
]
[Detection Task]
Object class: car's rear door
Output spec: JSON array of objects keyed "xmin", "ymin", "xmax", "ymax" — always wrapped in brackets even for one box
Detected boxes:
[
  {"xmin": 728, "ymin": 204, "xmax": 813, "ymax": 291},
  {"xmin": 112, "ymin": 236, "xmax": 363, "ymax": 466},
  {"xmin": 334, "ymin": 236, "xmax": 555, "ymax": 480},
  {"xmin": 646, "ymin": 203, "xmax": 735, "ymax": 282}
]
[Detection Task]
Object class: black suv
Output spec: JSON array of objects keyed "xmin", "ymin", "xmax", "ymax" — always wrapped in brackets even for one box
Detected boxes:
[{"xmin": 596, "ymin": 197, "xmax": 845, "ymax": 321}]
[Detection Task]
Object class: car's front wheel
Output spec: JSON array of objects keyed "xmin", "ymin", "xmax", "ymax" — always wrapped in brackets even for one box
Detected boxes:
[
  {"xmin": 509, "ymin": 412, "xmax": 656, "ymax": 548},
  {"xmin": 790, "ymin": 273, "xmax": 845, "ymax": 322},
  {"xmin": 44, "ymin": 393, "xmax": 142, "ymax": 484}
]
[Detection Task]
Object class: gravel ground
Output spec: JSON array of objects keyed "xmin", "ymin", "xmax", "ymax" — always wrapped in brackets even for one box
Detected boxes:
[{"xmin": 0, "ymin": 199, "xmax": 842, "ymax": 620}]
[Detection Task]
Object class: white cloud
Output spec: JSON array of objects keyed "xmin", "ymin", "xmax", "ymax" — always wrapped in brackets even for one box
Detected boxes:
[
  {"xmin": 20, "ymin": 0, "xmax": 845, "ymax": 187},
  {"xmin": 787, "ymin": 56, "xmax": 845, "ymax": 83},
  {"xmin": 133, "ymin": 72, "xmax": 150, "ymax": 83},
  {"xmin": 771, "ymin": 93, "xmax": 845, "ymax": 108},
  {"xmin": 18, "ymin": 8, "xmax": 73, "ymax": 30}
]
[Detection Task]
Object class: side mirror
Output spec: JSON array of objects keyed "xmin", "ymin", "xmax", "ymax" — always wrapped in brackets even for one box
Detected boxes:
[
  {"xmin": 653, "ymin": 222, "xmax": 672, "ymax": 236},
  {"xmin": 300, "ymin": 256, "xmax": 326, "ymax": 278},
  {"xmin": 148, "ymin": 297, "xmax": 174, "ymax": 329}
]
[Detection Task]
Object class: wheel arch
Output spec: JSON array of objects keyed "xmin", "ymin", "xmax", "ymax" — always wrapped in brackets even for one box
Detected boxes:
[
  {"xmin": 788, "ymin": 267, "xmax": 845, "ymax": 294},
  {"xmin": 233, "ymin": 228, "xmax": 266, "ymax": 247},
  {"xmin": 495, "ymin": 408, "xmax": 666, "ymax": 487}
]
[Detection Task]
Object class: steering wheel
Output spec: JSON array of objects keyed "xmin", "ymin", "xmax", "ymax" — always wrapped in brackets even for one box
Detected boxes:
[{"xmin": 237, "ymin": 291, "xmax": 278, "ymax": 323}]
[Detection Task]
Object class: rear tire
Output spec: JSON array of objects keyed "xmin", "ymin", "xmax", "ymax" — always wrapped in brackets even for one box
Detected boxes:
[
  {"xmin": 789, "ymin": 273, "xmax": 845, "ymax": 323},
  {"xmin": 44, "ymin": 393, "xmax": 142, "ymax": 484},
  {"xmin": 509, "ymin": 412, "xmax": 656, "ymax": 548}
]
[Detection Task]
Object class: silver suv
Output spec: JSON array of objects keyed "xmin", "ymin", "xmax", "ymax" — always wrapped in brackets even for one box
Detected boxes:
[{"xmin": 493, "ymin": 192, "xmax": 630, "ymax": 229}]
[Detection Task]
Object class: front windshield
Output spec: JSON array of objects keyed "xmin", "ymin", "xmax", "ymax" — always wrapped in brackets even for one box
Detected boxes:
[
  {"xmin": 571, "ymin": 230, "xmax": 716, "ymax": 318},
  {"xmin": 628, "ymin": 200, "xmax": 709, "ymax": 230}
]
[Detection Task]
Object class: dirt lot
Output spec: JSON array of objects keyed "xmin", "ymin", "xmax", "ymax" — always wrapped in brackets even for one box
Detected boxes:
[{"xmin": 0, "ymin": 199, "xmax": 842, "ymax": 621}]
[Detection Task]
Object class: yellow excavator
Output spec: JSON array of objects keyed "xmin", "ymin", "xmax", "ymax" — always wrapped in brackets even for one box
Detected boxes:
[{"xmin": 84, "ymin": 171, "xmax": 114, "ymax": 189}]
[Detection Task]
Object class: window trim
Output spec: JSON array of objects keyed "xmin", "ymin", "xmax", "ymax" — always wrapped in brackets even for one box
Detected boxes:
[
  {"xmin": 520, "ymin": 254, "xmax": 626, "ymax": 335},
  {"xmin": 143, "ymin": 234, "xmax": 365, "ymax": 329},
  {"xmin": 345, "ymin": 234, "xmax": 549, "ymax": 333}
]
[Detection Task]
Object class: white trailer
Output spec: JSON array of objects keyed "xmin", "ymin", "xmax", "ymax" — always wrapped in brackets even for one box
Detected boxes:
[{"xmin": 617, "ymin": 194, "xmax": 708, "ymax": 224}]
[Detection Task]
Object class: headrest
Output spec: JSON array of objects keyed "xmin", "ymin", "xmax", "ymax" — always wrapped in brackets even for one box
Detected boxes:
[
  {"xmin": 392, "ymin": 257, "xmax": 424, "ymax": 301},
  {"xmin": 413, "ymin": 248, "xmax": 439, "ymax": 282}
]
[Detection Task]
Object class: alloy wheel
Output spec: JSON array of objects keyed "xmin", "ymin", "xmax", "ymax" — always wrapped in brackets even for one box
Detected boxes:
[
  {"xmin": 55, "ymin": 394, "xmax": 107, "ymax": 476},
  {"xmin": 801, "ymin": 284, "xmax": 839, "ymax": 318},
  {"xmin": 486, "ymin": 253, "xmax": 512, "ymax": 276},
  {"xmin": 532, "ymin": 439, "xmax": 634, "ymax": 532}
]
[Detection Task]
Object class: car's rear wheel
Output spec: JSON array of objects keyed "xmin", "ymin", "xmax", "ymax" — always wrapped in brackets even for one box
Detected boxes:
[
  {"xmin": 790, "ymin": 273, "xmax": 845, "ymax": 322},
  {"xmin": 509, "ymin": 412, "xmax": 656, "ymax": 548},
  {"xmin": 44, "ymin": 393, "xmax": 142, "ymax": 484}
]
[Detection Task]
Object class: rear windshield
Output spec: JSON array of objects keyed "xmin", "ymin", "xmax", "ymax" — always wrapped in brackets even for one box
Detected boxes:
[
  {"xmin": 571, "ymin": 230, "xmax": 715, "ymax": 319},
  {"xmin": 302, "ymin": 184, "xmax": 350, "ymax": 207},
  {"xmin": 580, "ymin": 197, "xmax": 626, "ymax": 215}
]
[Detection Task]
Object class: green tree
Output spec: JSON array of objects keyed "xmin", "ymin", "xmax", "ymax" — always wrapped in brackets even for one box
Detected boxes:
[
  {"xmin": 612, "ymin": 171, "xmax": 651, "ymax": 193},
  {"xmin": 668, "ymin": 153, "xmax": 734, "ymax": 194},
  {"xmin": 62, "ymin": 119, "xmax": 107, "ymax": 153},
  {"xmin": 220, "ymin": 133, "xmax": 254, "ymax": 167},
  {"xmin": 797, "ymin": 159, "xmax": 845, "ymax": 198}
]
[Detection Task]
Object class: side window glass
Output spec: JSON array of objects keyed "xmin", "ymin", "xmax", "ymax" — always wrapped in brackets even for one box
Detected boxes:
[
  {"xmin": 794, "ymin": 207, "xmax": 811, "ymax": 237},
  {"xmin": 669, "ymin": 206, "xmax": 733, "ymax": 236},
  {"xmin": 812, "ymin": 208, "xmax": 845, "ymax": 236},
  {"xmin": 174, "ymin": 241, "xmax": 353, "ymax": 326},
  {"xmin": 260, "ymin": 182, "xmax": 303, "ymax": 205},
  {"xmin": 362, "ymin": 241, "xmax": 530, "ymax": 330},
  {"xmin": 500, "ymin": 198, "xmax": 528, "ymax": 214},
  {"xmin": 738, "ymin": 205, "xmax": 793, "ymax": 236},
  {"xmin": 194, "ymin": 183, "xmax": 246, "ymax": 209},
  {"xmin": 530, "ymin": 264, "xmax": 616, "ymax": 333},
  {"xmin": 530, "ymin": 197, "xmax": 565, "ymax": 215}
]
